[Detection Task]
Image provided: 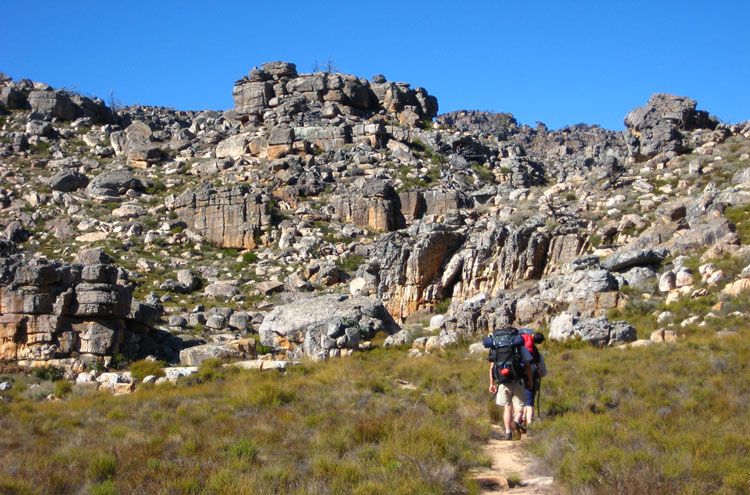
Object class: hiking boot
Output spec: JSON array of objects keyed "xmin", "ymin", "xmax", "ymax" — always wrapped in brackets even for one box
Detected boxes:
[
  {"xmin": 504, "ymin": 431, "xmax": 514, "ymax": 441},
  {"xmin": 518, "ymin": 421, "xmax": 527, "ymax": 435},
  {"xmin": 511, "ymin": 421, "xmax": 523, "ymax": 439}
]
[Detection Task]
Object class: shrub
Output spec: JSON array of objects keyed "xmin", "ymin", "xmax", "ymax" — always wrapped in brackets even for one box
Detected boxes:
[
  {"xmin": 145, "ymin": 179, "xmax": 165, "ymax": 195},
  {"xmin": 249, "ymin": 383, "xmax": 296, "ymax": 408},
  {"xmin": 433, "ymin": 297, "xmax": 452, "ymax": 315},
  {"xmin": 54, "ymin": 380, "xmax": 73, "ymax": 398},
  {"xmin": 724, "ymin": 204, "xmax": 750, "ymax": 244},
  {"xmin": 471, "ymin": 162, "xmax": 496, "ymax": 183},
  {"xmin": 108, "ymin": 354, "xmax": 129, "ymax": 371},
  {"xmin": 88, "ymin": 480, "xmax": 120, "ymax": 495},
  {"xmin": 227, "ymin": 437, "xmax": 260, "ymax": 462},
  {"xmin": 87, "ymin": 454, "xmax": 116, "ymax": 481},
  {"xmin": 129, "ymin": 360, "xmax": 165, "ymax": 382},
  {"xmin": 0, "ymin": 478, "xmax": 34, "ymax": 495},
  {"xmin": 335, "ymin": 255, "xmax": 364, "ymax": 273},
  {"xmin": 29, "ymin": 141, "xmax": 51, "ymax": 156},
  {"xmin": 196, "ymin": 358, "xmax": 225, "ymax": 382},
  {"xmin": 242, "ymin": 251, "xmax": 258, "ymax": 264},
  {"xmin": 249, "ymin": 334, "xmax": 273, "ymax": 355},
  {"xmin": 33, "ymin": 365, "xmax": 64, "ymax": 381}
]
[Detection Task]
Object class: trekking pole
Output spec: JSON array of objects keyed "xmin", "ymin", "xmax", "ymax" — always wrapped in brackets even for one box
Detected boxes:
[{"xmin": 536, "ymin": 380, "xmax": 542, "ymax": 419}]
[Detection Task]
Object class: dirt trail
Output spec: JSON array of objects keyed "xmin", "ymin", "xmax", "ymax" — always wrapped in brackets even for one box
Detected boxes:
[{"xmin": 471, "ymin": 426, "xmax": 559, "ymax": 494}]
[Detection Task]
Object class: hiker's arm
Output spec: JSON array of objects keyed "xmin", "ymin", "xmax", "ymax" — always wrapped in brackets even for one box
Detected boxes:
[
  {"xmin": 488, "ymin": 363, "xmax": 496, "ymax": 393},
  {"xmin": 525, "ymin": 361, "xmax": 534, "ymax": 388}
]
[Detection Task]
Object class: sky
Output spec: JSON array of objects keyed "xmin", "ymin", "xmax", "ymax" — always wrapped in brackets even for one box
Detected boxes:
[{"xmin": 2, "ymin": 1, "xmax": 749, "ymax": 130}]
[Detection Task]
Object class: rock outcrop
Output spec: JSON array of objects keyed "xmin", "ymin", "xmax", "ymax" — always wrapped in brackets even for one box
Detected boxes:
[
  {"xmin": 175, "ymin": 184, "xmax": 274, "ymax": 249},
  {"xmin": 360, "ymin": 217, "xmax": 588, "ymax": 321},
  {"xmin": 0, "ymin": 248, "xmax": 162, "ymax": 366},
  {"xmin": 549, "ymin": 313, "xmax": 636, "ymax": 346},
  {"xmin": 624, "ymin": 93, "xmax": 716, "ymax": 160},
  {"xmin": 233, "ymin": 61, "xmax": 437, "ymax": 124},
  {"xmin": 330, "ymin": 180, "xmax": 405, "ymax": 231},
  {"xmin": 258, "ymin": 294, "xmax": 400, "ymax": 360},
  {"xmin": 2, "ymin": 63, "xmax": 749, "ymax": 370}
]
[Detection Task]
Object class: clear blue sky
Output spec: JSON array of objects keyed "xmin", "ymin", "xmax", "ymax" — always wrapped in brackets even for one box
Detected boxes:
[{"xmin": 2, "ymin": 1, "xmax": 748, "ymax": 130}]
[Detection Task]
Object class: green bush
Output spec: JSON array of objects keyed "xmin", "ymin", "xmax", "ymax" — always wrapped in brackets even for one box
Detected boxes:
[
  {"xmin": 335, "ymin": 255, "xmax": 364, "ymax": 273},
  {"xmin": 0, "ymin": 478, "xmax": 35, "ymax": 495},
  {"xmin": 29, "ymin": 141, "xmax": 51, "ymax": 156},
  {"xmin": 249, "ymin": 383, "xmax": 296, "ymax": 408},
  {"xmin": 87, "ymin": 454, "xmax": 116, "ymax": 481},
  {"xmin": 108, "ymin": 354, "xmax": 130, "ymax": 371},
  {"xmin": 227, "ymin": 437, "xmax": 260, "ymax": 462},
  {"xmin": 88, "ymin": 480, "xmax": 120, "ymax": 495},
  {"xmin": 196, "ymin": 358, "xmax": 225, "ymax": 382},
  {"xmin": 145, "ymin": 179, "xmax": 165, "ymax": 195},
  {"xmin": 433, "ymin": 297, "xmax": 452, "ymax": 315},
  {"xmin": 242, "ymin": 251, "xmax": 258, "ymax": 264},
  {"xmin": 249, "ymin": 334, "xmax": 273, "ymax": 355},
  {"xmin": 33, "ymin": 365, "xmax": 64, "ymax": 382},
  {"xmin": 724, "ymin": 204, "xmax": 750, "ymax": 244},
  {"xmin": 129, "ymin": 360, "xmax": 165, "ymax": 382},
  {"xmin": 54, "ymin": 380, "xmax": 73, "ymax": 398}
]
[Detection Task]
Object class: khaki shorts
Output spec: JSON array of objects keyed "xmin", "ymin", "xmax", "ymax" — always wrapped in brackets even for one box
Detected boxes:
[{"xmin": 495, "ymin": 380, "xmax": 525, "ymax": 409}]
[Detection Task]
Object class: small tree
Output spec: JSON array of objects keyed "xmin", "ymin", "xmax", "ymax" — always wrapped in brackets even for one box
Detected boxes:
[
  {"xmin": 539, "ymin": 194, "xmax": 561, "ymax": 220},
  {"xmin": 108, "ymin": 89, "xmax": 122, "ymax": 116},
  {"xmin": 603, "ymin": 160, "xmax": 630, "ymax": 190},
  {"xmin": 313, "ymin": 57, "xmax": 337, "ymax": 74}
]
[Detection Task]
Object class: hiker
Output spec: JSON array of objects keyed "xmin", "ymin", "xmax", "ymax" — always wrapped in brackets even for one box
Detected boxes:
[
  {"xmin": 514, "ymin": 329, "xmax": 547, "ymax": 433},
  {"xmin": 486, "ymin": 328, "xmax": 535, "ymax": 441}
]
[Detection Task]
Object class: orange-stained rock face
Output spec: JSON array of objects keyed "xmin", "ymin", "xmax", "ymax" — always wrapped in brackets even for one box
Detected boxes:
[
  {"xmin": 544, "ymin": 233, "xmax": 586, "ymax": 276},
  {"xmin": 365, "ymin": 219, "xmax": 593, "ymax": 323},
  {"xmin": 175, "ymin": 184, "xmax": 273, "ymax": 249},
  {"xmin": 0, "ymin": 250, "xmax": 162, "ymax": 364}
]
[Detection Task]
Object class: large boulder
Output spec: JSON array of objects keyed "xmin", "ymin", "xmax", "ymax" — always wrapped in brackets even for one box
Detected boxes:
[
  {"xmin": 361, "ymin": 221, "xmax": 465, "ymax": 320},
  {"xmin": 330, "ymin": 180, "xmax": 405, "ymax": 231},
  {"xmin": 624, "ymin": 94, "xmax": 716, "ymax": 160},
  {"xmin": 48, "ymin": 170, "xmax": 89, "ymax": 192},
  {"xmin": 0, "ymin": 251, "xmax": 161, "ymax": 364},
  {"xmin": 175, "ymin": 184, "xmax": 273, "ymax": 249},
  {"xmin": 109, "ymin": 121, "xmax": 161, "ymax": 168},
  {"xmin": 601, "ymin": 247, "xmax": 668, "ymax": 272},
  {"xmin": 258, "ymin": 295, "xmax": 400, "ymax": 360},
  {"xmin": 538, "ymin": 269, "xmax": 619, "ymax": 304},
  {"xmin": 179, "ymin": 340, "xmax": 255, "ymax": 366},
  {"xmin": 28, "ymin": 89, "xmax": 76, "ymax": 120},
  {"xmin": 549, "ymin": 315, "xmax": 636, "ymax": 346},
  {"xmin": 86, "ymin": 169, "xmax": 145, "ymax": 198},
  {"xmin": 0, "ymin": 85, "xmax": 27, "ymax": 109}
]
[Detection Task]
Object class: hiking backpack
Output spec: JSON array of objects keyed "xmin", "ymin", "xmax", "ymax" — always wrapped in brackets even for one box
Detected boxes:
[
  {"xmin": 483, "ymin": 327, "xmax": 525, "ymax": 384},
  {"xmin": 519, "ymin": 328, "xmax": 541, "ymax": 365},
  {"xmin": 519, "ymin": 328, "xmax": 547, "ymax": 379}
]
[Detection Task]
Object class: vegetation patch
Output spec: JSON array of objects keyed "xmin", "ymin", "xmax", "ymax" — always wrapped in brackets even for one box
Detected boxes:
[
  {"xmin": 532, "ymin": 327, "xmax": 750, "ymax": 495},
  {"xmin": 0, "ymin": 348, "xmax": 489, "ymax": 495}
]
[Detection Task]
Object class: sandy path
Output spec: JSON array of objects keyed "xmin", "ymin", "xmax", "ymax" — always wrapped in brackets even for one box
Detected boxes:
[{"xmin": 471, "ymin": 426, "xmax": 559, "ymax": 494}]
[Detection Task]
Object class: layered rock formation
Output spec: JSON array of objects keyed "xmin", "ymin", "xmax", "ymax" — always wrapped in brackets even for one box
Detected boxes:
[
  {"xmin": 233, "ymin": 61, "xmax": 437, "ymax": 124},
  {"xmin": 0, "ymin": 248, "xmax": 162, "ymax": 366},
  {"xmin": 1, "ymin": 63, "xmax": 749, "ymax": 366},
  {"xmin": 175, "ymin": 184, "xmax": 274, "ymax": 249}
]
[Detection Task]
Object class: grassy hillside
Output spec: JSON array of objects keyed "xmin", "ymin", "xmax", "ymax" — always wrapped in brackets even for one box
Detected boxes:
[
  {"xmin": 2, "ymin": 327, "xmax": 750, "ymax": 495},
  {"xmin": 0, "ymin": 348, "xmax": 492, "ymax": 495},
  {"xmin": 533, "ymin": 327, "xmax": 750, "ymax": 495}
]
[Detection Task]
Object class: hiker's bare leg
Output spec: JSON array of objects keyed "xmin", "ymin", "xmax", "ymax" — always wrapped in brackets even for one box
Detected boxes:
[
  {"xmin": 524, "ymin": 406, "xmax": 534, "ymax": 425},
  {"xmin": 513, "ymin": 404, "xmax": 523, "ymax": 423},
  {"xmin": 503, "ymin": 404, "xmax": 512, "ymax": 432}
]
